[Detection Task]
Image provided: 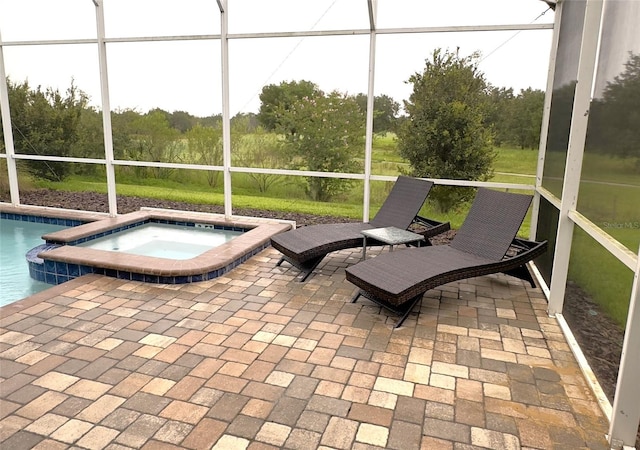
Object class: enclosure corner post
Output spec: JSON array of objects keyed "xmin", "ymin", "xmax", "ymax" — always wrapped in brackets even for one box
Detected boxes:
[
  {"xmin": 362, "ymin": 0, "xmax": 378, "ymax": 223},
  {"xmin": 0, "ymin": 29, "xmax": 21, "ymax": 205},
  {"xmin": 219, "ymin": 0, "xmax": 232, "ymax": 219},
  {"xmin": 94, "ymin": 0, "xmax": 118, "ymax": 217},
  {"xmin": 608, "ymin": 245, "xmax": 640, "ymax": 449},
  {"xmin": 547, "ymin": 0, "xmax": 603, "ymax": 316}
]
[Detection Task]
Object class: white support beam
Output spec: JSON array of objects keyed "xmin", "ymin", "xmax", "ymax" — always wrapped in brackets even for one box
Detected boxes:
[
  {"xmin": 608, "ymin": 245, "xmax": 640, "ymax": 449},
  {"xmin": 531, "ymin": 0, "xmax": 562, "ymax": 240},
  {"xmin": 224, "ymin": 23, "xmax": 553, "ymax": 40},
  {"xmin": 0, "ymin": 23, "xmax": 553, "ymax": 48},
  {"xmin": 219, "ymin": 0, "xmax": 232, "ymax": 218},
  {"xmin": 94, "ymin": 0, "xmax": 118, "ymax": 216},
  {"xmin": 367, "ymin": 0, "xmax": 376, "ymax": 31},
  {"xmin": 362, "ymin": 0, "xmax": 377, "ymax": 223},
  {"xmin": 568, "ymin": 210, "xmax": 637, "ymax": 271},
  {"xmin": 0, "ymin": 29, "xmax": 20, "ymax": 205},
  {"xmin": 547, "ymin": 0, "xmax": 603, "ymax": 317}
]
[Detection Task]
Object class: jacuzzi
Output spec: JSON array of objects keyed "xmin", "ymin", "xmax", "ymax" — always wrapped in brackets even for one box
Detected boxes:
[{"xmin": 31, "ymin": 209, "xmax": 292, "ymax": 285}]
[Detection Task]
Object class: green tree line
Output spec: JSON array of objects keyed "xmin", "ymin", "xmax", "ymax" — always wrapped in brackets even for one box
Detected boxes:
[{"xmin": 1, "ymin": 47, "xmax": 562, "ymax": 210}]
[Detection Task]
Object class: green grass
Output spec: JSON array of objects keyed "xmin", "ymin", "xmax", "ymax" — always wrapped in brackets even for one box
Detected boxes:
[
  {"xmin": 581, "ymin": 152, "xmax": 640, "ymax": 186},
  {"xmin": 371, "ymin": 133, "xmax": 406, "ymax": 164},
  {"xmin": 569, "ymin": 227, "xmax": 634, "ymax": 327},
  {"xmin": 371, "ymin": 137, "xmax": 538, "ymax": 182},
  {"xmin": 492, "ymin": 147, "xmax": 538, "ymax": 175},
  {"xmin": 36, "ymin": 177, "xmax": 367, "ymax": 219},
  {"xmin": 372, "ymin": 135, "xmax": 538, "ymax": 175}
]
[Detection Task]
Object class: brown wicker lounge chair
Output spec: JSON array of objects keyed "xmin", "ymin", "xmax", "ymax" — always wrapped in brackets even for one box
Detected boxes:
[
  {"xmin": 345, "ymin": 188, "xmax": 548, "ymax": 328},
  {"xmin": 271, "ymin": 176, "xmax": 450, "ymax": 281}
]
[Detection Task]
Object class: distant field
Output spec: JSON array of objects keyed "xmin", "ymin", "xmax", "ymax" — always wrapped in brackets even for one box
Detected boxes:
[{"xmin": 371, "ymin": 133, "xmax": 537, "ymax": 183}]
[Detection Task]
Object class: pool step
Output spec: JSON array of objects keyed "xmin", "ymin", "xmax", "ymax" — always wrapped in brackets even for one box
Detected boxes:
[{"xmin": 27, "ymin": 243, "xmax": 65, "ymax": 285}]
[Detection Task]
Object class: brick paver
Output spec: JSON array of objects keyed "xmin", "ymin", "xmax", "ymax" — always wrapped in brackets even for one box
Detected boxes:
[{"xmin": 0, "ymin": 246, "xmax": 611, "ymax": 449}]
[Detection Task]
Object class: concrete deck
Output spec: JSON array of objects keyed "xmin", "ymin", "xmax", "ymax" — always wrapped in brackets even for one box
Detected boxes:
[{"xmin": 0, "ymin": 246, "xmax": 610, "ymax": 449}]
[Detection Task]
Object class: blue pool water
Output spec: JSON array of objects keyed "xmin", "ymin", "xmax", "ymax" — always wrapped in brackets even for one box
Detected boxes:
[{"xmin": 0, "ymin": 219, "xmax": 66, "ymax": 307}]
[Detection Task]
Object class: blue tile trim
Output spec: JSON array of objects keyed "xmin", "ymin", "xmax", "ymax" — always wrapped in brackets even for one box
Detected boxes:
[
  {"xmin": 1, "ymin": 213, "xmax": 84, "ymax": 227},
  {"xmin": 30, "ymin": 241, "xmax": 270, "ymax": 287}
]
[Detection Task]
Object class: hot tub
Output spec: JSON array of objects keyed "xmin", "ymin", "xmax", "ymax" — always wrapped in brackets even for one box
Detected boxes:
[{"xmin": 34, "ymin": 209, "xmax": 293, "ymax": 284}]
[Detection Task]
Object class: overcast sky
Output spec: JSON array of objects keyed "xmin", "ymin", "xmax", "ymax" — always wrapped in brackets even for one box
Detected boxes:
[{"xmin": 0, "ymin": 0, "xmax": 555, "ymax": 117}]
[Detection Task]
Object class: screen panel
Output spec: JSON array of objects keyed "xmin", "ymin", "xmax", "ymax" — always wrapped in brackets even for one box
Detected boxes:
[{"xmin": 580, "ymin": 0, "xmax": 640, "ymax": 252}]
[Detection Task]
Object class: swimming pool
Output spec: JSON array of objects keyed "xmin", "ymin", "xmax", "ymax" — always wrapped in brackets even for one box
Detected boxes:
[{"xmin": 0, "ymin": 218, "xmax": 69, "ymax": 306}]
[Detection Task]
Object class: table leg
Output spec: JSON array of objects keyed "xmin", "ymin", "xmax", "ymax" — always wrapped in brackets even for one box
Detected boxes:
[{"xmin": 362, "ymin": 236, "xmax": 367, "ymax": 260}]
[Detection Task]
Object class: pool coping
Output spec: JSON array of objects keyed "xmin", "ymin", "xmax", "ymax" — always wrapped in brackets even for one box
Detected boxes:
[
  {"xmin": 0, "ymin": 203, "xmax": 109, "ymax": 224},
  {"xmin": 38, "ymin": 209, "xmax": 293, "ymax": 279}
]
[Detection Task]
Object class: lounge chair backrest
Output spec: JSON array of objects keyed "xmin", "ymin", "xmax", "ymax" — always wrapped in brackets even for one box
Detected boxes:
[
  {"xmin": 450, "ymin": 188, "xmax": 533, "ymax": 261},
  {"xmin": 370, "ymin": 176, "xmax": 433, "ymax": 229}
]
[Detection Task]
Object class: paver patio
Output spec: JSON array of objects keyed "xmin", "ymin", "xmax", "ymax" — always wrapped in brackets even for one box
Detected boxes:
[{"xmin": 0, "ymin": 246, "xmax": 610, "ymax": 449}]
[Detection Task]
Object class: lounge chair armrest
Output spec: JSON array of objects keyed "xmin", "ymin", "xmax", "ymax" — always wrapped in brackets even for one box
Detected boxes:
[
  {"xmin": 505, "ymin": 238, "xmax": 548, "ymax": 259},
  {"xmin": 413, "ymin": 215, "xmax": 451, "ymax": 238}
]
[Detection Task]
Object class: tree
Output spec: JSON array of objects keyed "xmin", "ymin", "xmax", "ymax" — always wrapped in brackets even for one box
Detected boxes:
[
  {"xmin": 397, "ymin": 48, "xmax": 495, "ymax": 212},
  {"xmin": 70, "ymin": 106, "xmax": 105, "ymax": 176},
  {"xmin": 185, "ymin": 124, "xmax": 223, "ymax": 187},
  {"xmin": 485, "ymin": 86, "xmax": 514, "ymax": 147},
  {"xmin": 354, "ymin": 93, "xmax": 400, "ymax": 134},
  {"xmin": 588, "ymin": 52, "xmax": 640, "ymax": 162},
  {"xmin": 275, "ymin": 90, "xmax": 365, "ymax": 201},
  {"xmin": 198, "ymin": 114, "xmax": 222, "ymax": 129},
  {"xmin": 3, "ymin": 79, "xmax": 88, "ymax": 181},
  {"xmin": 127, "ymin": 110, "xmax": 180, "ymax": 179},
  {"xmin": 509, "ymin": 88, "xmax": 545, "ymax": 150},
  {"xmin": 232, "ymin": 128, "xmax": 286, "ymax": 193},
  {"xmin": 231, "ymin": 112, "xmax": 259, "ymax": 133},
  {"xmin": 545, "ymin": 81, "xmax": 576, "ymax": 153},
  {"xmin": 257, "ymin": 80, "xmax": 322, "ymax": 133},
  {"xmin": 168, "ymin": 110, "xmax": 197, "ymax": 133},
  {"xmin": 110, "ymin": 108, "xmax": 138, "ymax": 161}
]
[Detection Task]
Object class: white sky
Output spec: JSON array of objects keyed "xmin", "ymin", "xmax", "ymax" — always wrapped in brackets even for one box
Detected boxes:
[{"xmin": 0, "ymin": 0, "xmax": 555, "ymax": 117}]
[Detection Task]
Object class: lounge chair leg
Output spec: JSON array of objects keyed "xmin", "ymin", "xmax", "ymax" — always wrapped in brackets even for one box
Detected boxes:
[
  {"xmin": 394, "ymin": 295, "xmax": 423, "ymax": 328},
  {"xmin": 294, "ymin": 256, "xmax": 325, "ymax": 282},
  {"xmin": 503, "ymin": 264, "xmax": 536, "ymax": 288},
  {"xmin": 275, "ymin": 255, "xmax": 324, "ymax": 282},
  {"xmin": 298, "ymin": 270, "xmax": 313, "ymax": 282},
  {"xmin": 352, "ymin": 290, "xmax": 423, "ymax": 328}
]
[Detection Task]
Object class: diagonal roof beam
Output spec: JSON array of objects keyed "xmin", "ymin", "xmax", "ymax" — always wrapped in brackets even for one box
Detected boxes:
[{"xmin": 367, "ymin": 0, "xmax": 376, "ymax": 31}]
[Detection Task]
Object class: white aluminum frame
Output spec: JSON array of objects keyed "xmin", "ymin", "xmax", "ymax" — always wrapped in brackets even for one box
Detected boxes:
[
  {"xmin": 609, "ymin": 244, "xmax": 640, "ymax": 449},
  {"xmin": 94, "ymin": 0, "xmax": 118, "ymax": 216},
  {"xmin": 535, "ymin": 0, "xmax": 640, "ymax": 447},
  {"xmin": 529, "ymin": 0, "xmax": 564, "ymax": 240},
  {"xmin": 218, "ymin": 0, "xmax": 232, "ymax": 218},
  {"xmin": 0, "ymin": 10, "xmax": 549, "ymax": 217},
  {"xmin": 547, "ymin": 0, "xmax": 603, "ymax": 317},
  {"xmin": 362, "ymin": 0, "xmax": 377, "ymax": 223},
  {"xmin": 3, "ymin": 2, "xmax": 640, "ymax": 447},
  {"xmin": 0, "ymin": 29, "xmax": 20, "ymax": 205}
]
